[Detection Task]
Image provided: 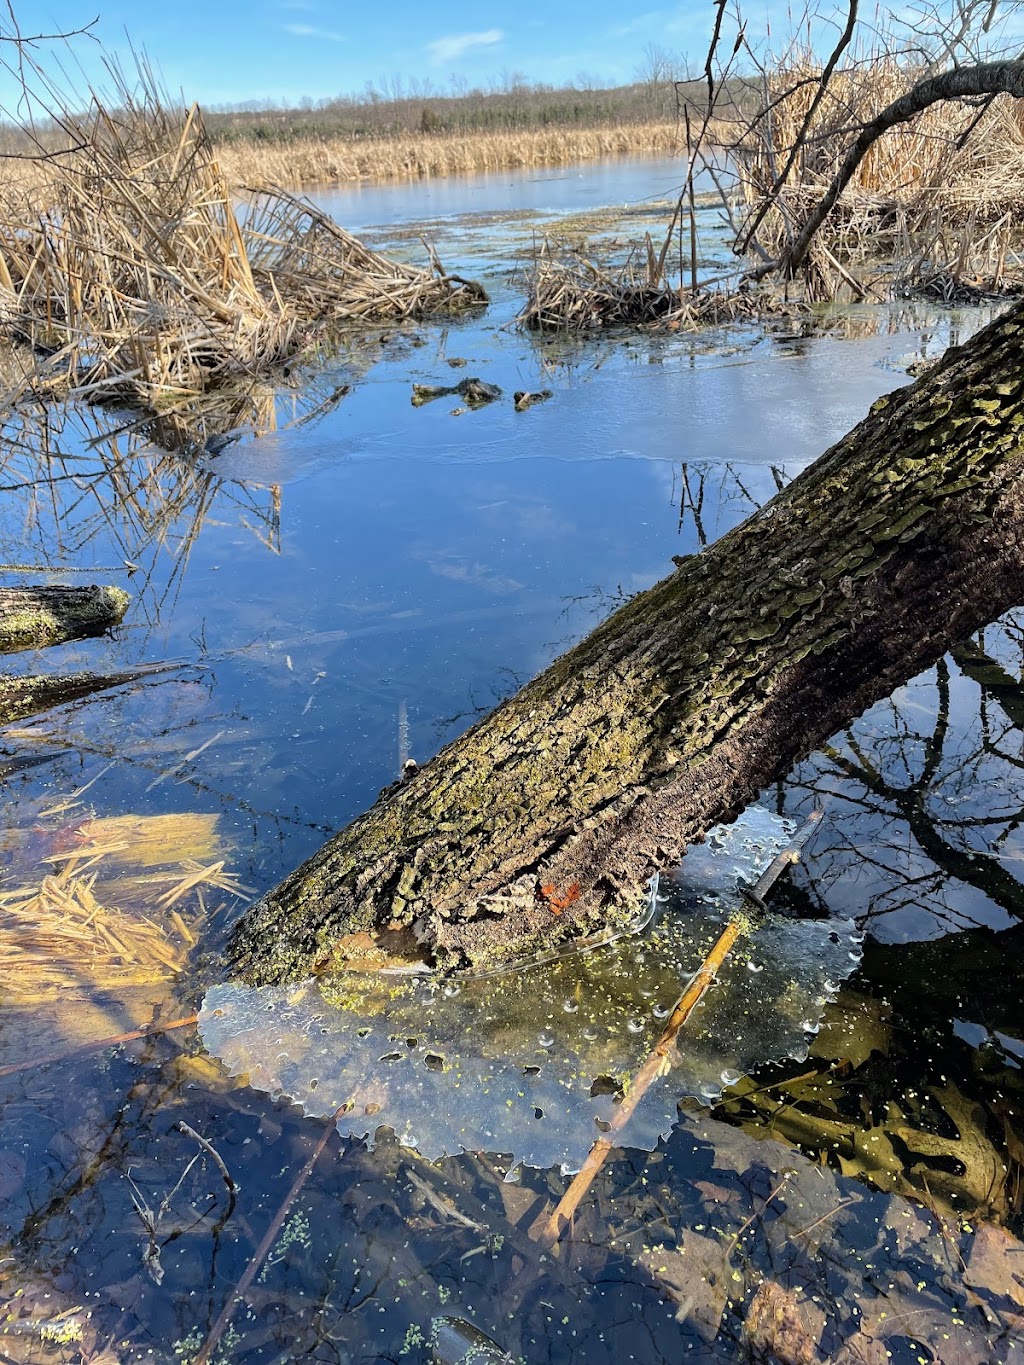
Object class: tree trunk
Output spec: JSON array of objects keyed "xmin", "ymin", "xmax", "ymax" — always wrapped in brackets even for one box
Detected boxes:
[
  {"xmin": 0, "ymin": 585, "xmax": 129, "ymax": 653},
  {"xmin": 228, "ymin": 300, "xmax": 1024, "ymax": 984}
]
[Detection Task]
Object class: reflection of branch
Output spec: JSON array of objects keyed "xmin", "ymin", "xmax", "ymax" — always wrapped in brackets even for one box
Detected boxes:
[
  {"xmin": 952, "ymin": 639, "xmax": 1024, "ymax": 729},
  {"xmin": 822, "ymin": 734, "xmax": 1024, "ymax": 921}
]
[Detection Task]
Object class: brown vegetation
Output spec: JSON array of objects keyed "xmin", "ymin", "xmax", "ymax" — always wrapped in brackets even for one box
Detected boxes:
[
  {"xmin": 728, "ymin": 57, "xmax": 1024, "ymax": 293},
  {"xmin": 215, "ymin": 122, "xmax": 684, "ymax": 189},
  {"xmin": 518, "ymin": 236, "xmax": 802, "ymax": 332},
  {"xmin": 0, "ymin": 81, "xmax": 484, "ymax": 414}
]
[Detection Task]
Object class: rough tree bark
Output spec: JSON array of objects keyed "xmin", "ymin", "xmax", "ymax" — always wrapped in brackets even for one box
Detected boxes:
[
  {"xmin": 229, "ymin": 299, "xmax": 1024, "ymax": 984},
  {"xmin": 0, "ymin": 585, "xmax": 129, "ymax": 653}
]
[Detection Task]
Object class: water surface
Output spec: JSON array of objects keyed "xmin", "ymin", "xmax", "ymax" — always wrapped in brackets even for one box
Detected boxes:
[{"xmin": 0, "ymin": 154, "xmax": 1021, "ymax": 1364}]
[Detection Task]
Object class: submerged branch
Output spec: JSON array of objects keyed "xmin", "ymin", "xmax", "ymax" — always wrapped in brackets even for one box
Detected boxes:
[{"xmin": 0, "ymin": 662, "xmax": 180, "ymax": 727}]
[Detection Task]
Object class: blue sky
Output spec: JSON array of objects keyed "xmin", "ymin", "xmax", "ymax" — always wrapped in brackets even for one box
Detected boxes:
[{"xmin": 5, "ymin": 0, "xmax": 756, "ymax": 107}]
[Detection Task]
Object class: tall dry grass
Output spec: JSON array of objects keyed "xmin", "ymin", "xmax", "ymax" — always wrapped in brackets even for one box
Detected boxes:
[
  {"xmin": 731, "ymin": 57, "xmax": 1024, "ymax": 288},
  {"xmin": 0, "ymin": 79, "xmax": 485, "ymax": 415},
  {"xmin": 217, "ymin": 121, "xmax": 686, "ymax": 189}
]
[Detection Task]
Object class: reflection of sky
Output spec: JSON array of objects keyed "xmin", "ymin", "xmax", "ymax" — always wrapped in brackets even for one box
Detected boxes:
[
  {"xmin": 0, "ymin": 157, "xmax": 1012, "ymax": 942},
  {"xmin": 315, "ymin": 157, "xmax": 705, "ymax": 232}
]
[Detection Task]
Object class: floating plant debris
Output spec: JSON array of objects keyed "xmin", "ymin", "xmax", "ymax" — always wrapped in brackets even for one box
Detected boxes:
[
  {"xmin": 201, "ymin": 808, "xmax": 863, "ymax": 1170},
  {"xmin": 0, "ymin": 805, "xmax": 247, "ymax": 1006}
]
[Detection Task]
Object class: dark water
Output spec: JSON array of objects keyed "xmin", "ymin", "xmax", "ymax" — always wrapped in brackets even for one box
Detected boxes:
[{"xmin": 0, "ymin": 158, "xmax": 1021, "ymax": 1364}]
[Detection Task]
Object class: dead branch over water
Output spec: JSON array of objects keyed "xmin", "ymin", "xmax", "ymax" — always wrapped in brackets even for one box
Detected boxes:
[
  {"xmin": 0, "ymin": 79, "xmax": 485, "ymax": 414},
  {"xmin": 730, "ymin": 55, "xmax": 1024, "ymax": 292}
]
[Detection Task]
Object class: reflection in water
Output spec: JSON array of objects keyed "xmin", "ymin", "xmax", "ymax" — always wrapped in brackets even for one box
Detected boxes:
[
  {"xmin": 674, "ymin": 460, "xmax": 791, "ymax": 548},
  {"xmin": 1, "ymin": 156, "xmax": 1023, "ymax": 1360},
  {"xmin": 788, "ymin": 615, "xmax": 1024, "ymax": 944},
  {"xmin": 0, "ymin": 403, "xmax": 284, "ymax": 630}
]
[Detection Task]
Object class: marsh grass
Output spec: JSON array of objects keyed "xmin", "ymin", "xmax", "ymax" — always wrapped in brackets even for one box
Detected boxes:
[
  {"xmin": 519, "ymin": 235, "xmax": 806, "ymax": 332},
  {"xmin": 730, "ymin": 57, "xmax": 1024, "ymax": 294},
  {"xmin": 215, "ymin": 121, "xmax": 686, "ymax": 189},
  {"xmin": 0, "ymin": 75, "xmax": 484, "ymax": 417}
]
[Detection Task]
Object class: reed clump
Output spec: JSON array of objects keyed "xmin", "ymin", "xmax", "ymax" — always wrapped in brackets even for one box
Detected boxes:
[
  {"xmin": 215, "ymin": 121, "xmax": 686, "ymax": 189},
  {"xmin": 731, "ymin": 56, "xmax": 1024, "ymax": 291},
  {"xmin": 519, "ymin": 236, "xmax": 803, "ymax": 332},
  {"xmin": 0, "ymin": 79, "xmax": 485, "ymax": 414}
]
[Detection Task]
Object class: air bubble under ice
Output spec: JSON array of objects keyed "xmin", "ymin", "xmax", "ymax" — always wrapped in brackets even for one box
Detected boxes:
[{"xmin": 200, "ymin": 807, "xmax": 861, "ymax": 1171}]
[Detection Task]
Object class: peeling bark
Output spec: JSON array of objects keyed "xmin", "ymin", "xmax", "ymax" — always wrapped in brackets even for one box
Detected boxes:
[
  {"xmin": 229, "ymin": 299, "xmax": 1024, "ymax": 984},
  {"xmin": 0, "ymin": 585, "xmax": 129, "ymax": 653}
]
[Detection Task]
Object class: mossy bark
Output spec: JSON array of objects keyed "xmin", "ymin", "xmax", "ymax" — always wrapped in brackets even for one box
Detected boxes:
[
  {"xmin": 229, "ymin": 300, "xmax": 1024, "ymax": 984},
  {"xmin": 0, "ymin": 585, "xmax": 129, "ymax": 653},
  {"xmin": 0, "ymin": 666, "xmax": 172, "ymax": 728}
]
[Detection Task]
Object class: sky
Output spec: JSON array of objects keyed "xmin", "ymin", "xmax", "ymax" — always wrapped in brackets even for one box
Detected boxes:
[{"xmin": 2, "ymin": 0, "xmax": 769, "ymax": 108}]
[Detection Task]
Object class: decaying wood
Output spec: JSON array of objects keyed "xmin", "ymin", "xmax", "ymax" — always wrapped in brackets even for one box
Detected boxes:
[
  {"xmin": 229, "ymin": 299, "xmax": 1024, "ymax": 984},
  {"xmin": 0, "ymin": 663, "xmax": 174, "ymax": 727},
  {"xmin": 0, "ymin": 585, "xmax": 129, "ymax": 653}
]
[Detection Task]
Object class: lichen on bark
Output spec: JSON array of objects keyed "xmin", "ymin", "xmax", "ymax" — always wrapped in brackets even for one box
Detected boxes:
[{"xmin": 0, "ymin": 585, "xmax": 129, "ymax": 653}]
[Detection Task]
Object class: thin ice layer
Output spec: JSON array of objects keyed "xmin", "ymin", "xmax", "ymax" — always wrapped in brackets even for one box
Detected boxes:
[{"xmin": 200, "ymin": 808, "xmax": 862, "ymax": 1170}]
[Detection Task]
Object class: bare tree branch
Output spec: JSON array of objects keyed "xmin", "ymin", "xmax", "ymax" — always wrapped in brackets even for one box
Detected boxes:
[
  {"xmin": 780, "ymin": 57, "xmax": 1024, "ymax": 274},
  {"xmin": 737, "ymin": 0, "xmax": 860, "ymax": 254}
]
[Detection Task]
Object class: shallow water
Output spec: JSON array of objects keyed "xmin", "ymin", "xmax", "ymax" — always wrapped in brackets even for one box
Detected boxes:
[{"xmin": 0, "ymin": 155, "xmax": 1022, "ymax": 1363}]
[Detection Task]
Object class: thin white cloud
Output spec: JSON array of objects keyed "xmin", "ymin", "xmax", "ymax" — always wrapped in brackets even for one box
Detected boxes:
[
  {"xmin": 611, "ymin": 11, "xmax": 665, "ymax": 37},
  {"xmin": 426, "ymin": 29, "xmax": 503, "ymax": 64},
  {"xmin": 283, "ymin": 22, "xmax": 346, "ymax": 41}
]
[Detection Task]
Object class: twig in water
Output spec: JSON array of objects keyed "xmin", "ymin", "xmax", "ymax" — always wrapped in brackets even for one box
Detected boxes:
[
  {"xmin": 531, "ymin": 811, "xmax": 823, "ymax": 1248},
  {"xmin": 0, "ymin": 1014, "xmax": 198, "ymax": 1078},
  {"xmin": 192, "ymin": 1105, "xmax": 345, "ymax": 1365},
  {"xmin": 177, "ymin": 1121, "xmax": 238, "ymax": 1217},
  {"xmin": 722, "ymin": 1171, "xmax": 794, "ymax": 1262}
]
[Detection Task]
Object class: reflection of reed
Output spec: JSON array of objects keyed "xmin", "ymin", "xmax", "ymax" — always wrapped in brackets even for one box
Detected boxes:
[{"xmin": 0, "ymin": 393, "xmax": 327, "ymax": 625}]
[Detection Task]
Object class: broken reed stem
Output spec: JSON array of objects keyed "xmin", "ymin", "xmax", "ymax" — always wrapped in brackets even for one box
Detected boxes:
[
  {"xmin": 0, "ymin": 1013, "xmax": 199, "ymax": 1078},
  {"xmin": 532, "ymin": 812, "xmax": 822, "ymax": 1249},
  {"xmin": 193, "ymin": 1105, "xmax": 345, "ymax": 1365}
]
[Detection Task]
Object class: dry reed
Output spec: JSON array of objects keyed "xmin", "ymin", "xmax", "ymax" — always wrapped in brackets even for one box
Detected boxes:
[
  {"xmin": 0, "ymin": 809, "xmax": 247, "ymax": 1004},
  {"xmin": 214, "ymin": 121, "xmax": 686, "ymax": 189},
  {"xmin": 729, "ymin": 56, "xmax": 1024, "ymax": 292},
  {"xmin": 0, "ymin": 77, "xmax": 485, "ymax": 415},
  {"xmin": 519, "ymin": 235, "xmax": 805, "ymax": 332}
]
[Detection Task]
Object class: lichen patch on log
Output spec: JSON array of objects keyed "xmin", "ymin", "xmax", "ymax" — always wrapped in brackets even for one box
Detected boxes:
[{"xmin": 0, "ymin": 585, "xmax": 130, "ymax": 653}]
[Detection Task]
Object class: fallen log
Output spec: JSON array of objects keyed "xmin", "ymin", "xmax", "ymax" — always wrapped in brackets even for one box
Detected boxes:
[
  {"xmin": 0, "ymin": 585, "xmax": 129, "ymax": 653},
  {"xmin": 0, "ymin": 664, "xmax": 177, "ymax": 728},
  {"xmin": 229, "ymin": 299, "xmax": 1024, "ymax": 984}
]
